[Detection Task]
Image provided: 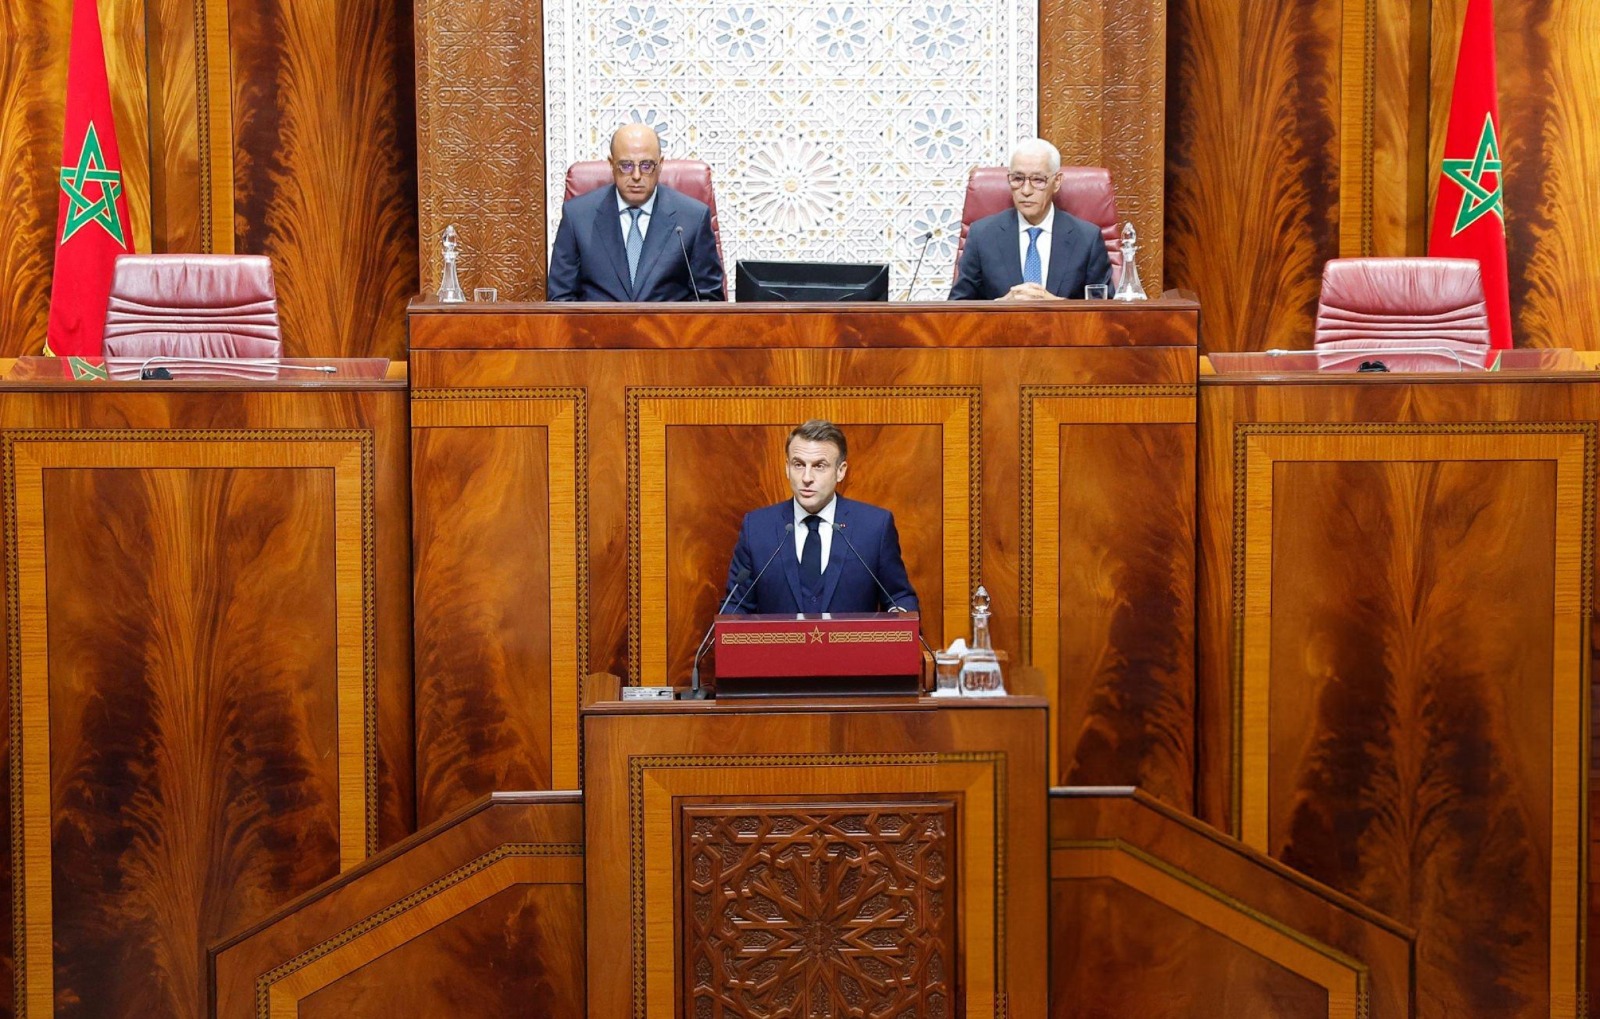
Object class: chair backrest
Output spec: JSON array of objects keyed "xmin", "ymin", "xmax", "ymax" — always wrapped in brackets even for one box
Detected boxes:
[
  {"xmin": 103, "ymin": 254, "xmax": 283, "ymax": 358},
  {"xmin": 954, "ymin": 166, "xmax": 1122, "ymax": 281},
  {"xmin": 563, "ymin": 159, "xmax": 724, "ymax": 267},
  {"xmin": 1313, "ymin": 257, "xmax": 1491, "ymax": 353}
]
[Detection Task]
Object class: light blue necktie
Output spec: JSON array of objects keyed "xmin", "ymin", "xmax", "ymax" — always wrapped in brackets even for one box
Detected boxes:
[
  {"xmin": 1023, "ymin": 227, "xmax": 1043, "ymax": 285},
  {"xmin": 626, "ymin": 208, "xmax": 644, "ymax": 286}
]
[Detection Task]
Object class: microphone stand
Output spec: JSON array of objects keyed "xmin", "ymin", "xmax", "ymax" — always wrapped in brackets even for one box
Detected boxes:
[
  {"xmin": 903, "ymin": 230, "xmax": 934, "ymax": 300},
  {"xmin": 687, "ymin": 524, "xmax": 793, "ymax": 699},
  {"xmin": 675, "ymin": 226, "xmax": 704, "ymax": 302}
]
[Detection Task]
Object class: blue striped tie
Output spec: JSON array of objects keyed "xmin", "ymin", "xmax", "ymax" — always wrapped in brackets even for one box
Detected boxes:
[{"xmin": 1023, "ymin": 227, "xmax": 1043, "ymax": 285}]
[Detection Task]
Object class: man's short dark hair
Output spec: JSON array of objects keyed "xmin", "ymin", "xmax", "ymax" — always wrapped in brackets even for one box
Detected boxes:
[{"xmin": 787, "ymin": 420, "xmax": 847, "ymax": 462}]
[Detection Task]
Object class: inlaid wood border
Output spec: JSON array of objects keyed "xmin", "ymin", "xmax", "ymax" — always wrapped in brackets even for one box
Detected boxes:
[
  {"xmin": 625, "ymin": 388, "xmax": 981, "ymax": 686},
  {"xmin": 1, "ymin": 429, "xmax": 378, "ymax": 1017},
  {"xmin": 626, "ymin": 752, "xmax": 1007, "ymax": 1019},
  {"xmin": 1338, "ymin": 0, "xmax": 1379, "ymax": 256},
  {"xmin": 1229, "ymin": 421, "xmax": 1595, "ymax": 1012},
  {"xmin": 1051, "ymin": 838, "xmax": 1368, "ymax": 1017},
  {"xmin": 1019, "ymin": 384, "xmax": 1195, "ymax": 778},
  {"xmin": 411, "ymin": 388, "xmax": 589, "ymax": 788},
  {"xmin": 253, "ymin": 841, "xmax": 584, "ymax": 1017},
  {"xmin": 193, "ymin": 0, "xmax": 235, "ymax": 251}
]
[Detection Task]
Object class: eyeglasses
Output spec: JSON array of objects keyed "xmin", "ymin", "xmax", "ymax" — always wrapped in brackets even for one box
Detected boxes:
[
  {"xmin": 614, "ymin": 159, "xmax": 659, "ymax": 176},
  {"xmin": 1007, "ymin": 172, "xmax": 1055, "ymax": 190}
]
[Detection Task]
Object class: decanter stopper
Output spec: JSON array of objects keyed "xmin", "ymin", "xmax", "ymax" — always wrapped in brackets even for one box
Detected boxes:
[
  {"xmin": 1113, "ymin": 221, "xmax": 1148, "ymax": 301},
  {"xmin": 437, "ymin": 225, "xmax": 465, "ymax": 303}
]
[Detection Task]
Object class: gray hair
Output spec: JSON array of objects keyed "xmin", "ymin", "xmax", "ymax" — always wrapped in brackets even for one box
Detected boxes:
[{"xmin": 1010, "ymin": 137, "xmax": 1061, "ymax": 173}]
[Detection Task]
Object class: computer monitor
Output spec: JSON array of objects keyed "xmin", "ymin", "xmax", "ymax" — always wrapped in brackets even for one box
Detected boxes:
[{"xmin": 734, "ymin": 260, "xmax": 890, "ymax": 302}]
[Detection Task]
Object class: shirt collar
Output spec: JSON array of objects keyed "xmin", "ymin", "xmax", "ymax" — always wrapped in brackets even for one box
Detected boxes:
[
  {"xmin": 617, "ymin": 190, "xmax": 659, "ymax": 218},
  {"xmin": 1018, "ymin": 205, "xmax": 1055, "ymax": 237},
  {"xmin": 793, "ymin": 496, "xmax": 838, "ymax": 526}
]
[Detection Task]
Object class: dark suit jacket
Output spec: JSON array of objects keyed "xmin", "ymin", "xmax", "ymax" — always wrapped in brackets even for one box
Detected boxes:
[
  {"xmin": 725, "ymin": 497, "xmax": 918, "ymax": 615},
  {"xmin": 547, "ymin": 183, "xmax": 726, "ymax": 301},
  {"xmin": 948, "ymin": 207, "xmax": 1112, "ymax": 300}
]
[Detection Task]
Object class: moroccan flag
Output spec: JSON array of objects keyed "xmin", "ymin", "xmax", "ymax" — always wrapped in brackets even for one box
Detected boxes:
[
  {"xmin": 1428, "ymin": 0, "xmax": 1511, "ymax": 349},
  {"xmin": 46, "ymin": 0, "xmax": 134, "ymax": 357}
]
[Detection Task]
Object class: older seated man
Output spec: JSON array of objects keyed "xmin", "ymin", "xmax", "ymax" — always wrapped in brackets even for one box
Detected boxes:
[
  {"xmin": 949, "ymin": 138, "xmax": 1113, "ymax": 302},
  {"xmin": 547, "ymin": 123, "xmax": 726, "ymax": 302}
]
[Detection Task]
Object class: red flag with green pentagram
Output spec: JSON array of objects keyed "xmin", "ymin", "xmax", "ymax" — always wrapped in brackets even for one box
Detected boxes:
[
  {"xmin": 46, "ymin": 0, "xmax": 135, "ymax": 357},
  {"xmin": 1428, "ymin": 0, "xmax": 1511, "ymax": 349}
]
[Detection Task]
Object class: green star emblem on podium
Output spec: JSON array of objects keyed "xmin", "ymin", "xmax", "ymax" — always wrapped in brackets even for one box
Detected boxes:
[
  {"xmin": 59, "ymin": 122, "xmax": 126, "ymax": 246},
  {"xmin": 1441, "ymin": 113, "xmax": 1504, "ymax": 237}
]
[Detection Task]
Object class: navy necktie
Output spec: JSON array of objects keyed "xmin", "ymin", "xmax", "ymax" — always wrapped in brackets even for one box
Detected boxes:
[{"xmin": 800, "ymin": 515, "xmax": 822, "ymax": 602}]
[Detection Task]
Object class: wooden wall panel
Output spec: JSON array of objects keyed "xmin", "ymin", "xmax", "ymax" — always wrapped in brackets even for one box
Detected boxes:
[
  {"xmin": 229, "ymin": 0, "xmax": 418, "ymax": 358},
  {"xmin": 410, "ymin": 301, "xmax": 1199, "ymax": 813},
  {"xmin": 583, "ymin": 699, "xmax": 1050, "ymax": 1019},
  {"xmin": 45, "ymin": 465, "xmax": 341, "ymax": 1017},
  {"xmin": 0, "ymin": 1, "xmax": 416, "ymax": 358},
  {"xmin": 1197, "ymin": 375, "xmax": 1594, "ymax": 1017},
  {"xmin": 1165, "ymin": 0, "xmax": 1344, "ymax": 352},
  {"xmin": 1050, "ymin": 789, "xmax": 1415, "ymax": 1017},
  {"xmin": 0, "ymin": 380, "xmax": 413, "ymax": 1018},
  {"xmin": 1426, "ymin": 0, "xmax": 1600, "ymax": 350},
  {"xmin": 1038, "ymin": 0, "xmax": 1168, "ymax": 288},
  {"xmin": 213, "ymin": 793, "xmax": 585, "ymax": 1019}
]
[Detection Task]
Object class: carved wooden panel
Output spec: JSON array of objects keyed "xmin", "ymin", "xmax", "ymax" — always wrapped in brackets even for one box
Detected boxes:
[
  {"xmin": 414, "ymin": 0, "xmax": 547, "ymax": 301},
  {"xmin": 1039, "ymin": 0, "xmax": 1168, "ymax": 289},
  {"xmin": 1197, "ymin": 377, "xmax": 1596, "ymax": 1017},
  {"xmin": 682, "ymin": 804, "xmax": 956, "ymax": 1019},
  {"xmin": 583, "ymin": 698, "xmax": 1049, "ymax": 1019}
]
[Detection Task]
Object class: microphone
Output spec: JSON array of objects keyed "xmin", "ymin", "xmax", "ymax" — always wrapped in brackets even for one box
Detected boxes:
[
  {"xmin": 829, "ymin": 520, "xmax": 939, "ymax": 682},
  {"xmin": 675, "ymin": 225, "xmax": 703, "ymax": 302},
  {"xmin": 687, "ymin": 523, "xmax": 793, "ymax": 698},
  {"xmin": 903, "ymin": 230, "xmax": 934, "ymax": 300}
]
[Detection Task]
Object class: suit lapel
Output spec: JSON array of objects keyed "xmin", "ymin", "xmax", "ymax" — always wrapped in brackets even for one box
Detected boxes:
[
  {"xmin": 592, "ymin": 188, "xmax": 635, "ymax": 299},
  {"xmin": 995, "ymin": 210, "xmax": 1025, "ymax": 293},
  {"xmin": 1045, "ymin": 211, "xmax": 1079, "ymax": 296},
  {"xmin": 776, "ymin": 507, "xmax": 805, "ymax": 611},
  {"xmin": 818, "ymin": 498, "xmax": 851, "ymax": 610},
  {"xmin": 631, "ymin": 189, "xmax": 679, "ymax": 298}
]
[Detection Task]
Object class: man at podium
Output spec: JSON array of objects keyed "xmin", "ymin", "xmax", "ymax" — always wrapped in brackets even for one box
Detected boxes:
[{"xmin": 724, "ymin": 420, "xmax": 918, "ymax": 614}]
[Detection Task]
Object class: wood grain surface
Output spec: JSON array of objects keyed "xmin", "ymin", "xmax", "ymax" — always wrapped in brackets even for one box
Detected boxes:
[
  {"xmin": 582, "ymin": 697, "xmax": 1049, "ymax": 1019},
  {"xmin": 0, "ymin": 0, "xmax": 416, "ymax": 358},
  {"xmin": 1050, "ymin": 789, "xmax": 1414, "ymax": 1017},
  {"xmin": 1197, "ymin": 372, "xmax": 1596, "ymax": 1016},
  {"xmin": 409, "ymin": 302, "xmax": 1198, "ymax": 815},
  {"xmin": 229, "ymin": 0, "xmax": 418, "ymax": 357},
  {"xmin": 212, "ymin": 793, "xmax": 584, "ymax": 1019},
  {"xmin": 0, "ymin": 379, "xmax": 413, "ymax": 1017}
]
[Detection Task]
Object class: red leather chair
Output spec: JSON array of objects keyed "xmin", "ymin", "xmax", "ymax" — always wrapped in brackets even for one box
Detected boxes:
[
  {"xmin": 954, "ymin": 166, "xmax": 1122, "ymax": 281},
  {"xmin": 563, "ymin": 159, "xmax": 724, "ymax": 268},
  {"xmin": 1313, "ymin": 257, "xmax": 1491, "ymax": 370},
  {"xmin": 102, "ymin": 254, "xmax": 283, "ymax": 358}
]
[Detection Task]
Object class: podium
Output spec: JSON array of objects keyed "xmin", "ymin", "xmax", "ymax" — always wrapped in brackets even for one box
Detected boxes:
[{"xmin": 713, "ymin": 612, "xmax": 922, "ymax": 696}]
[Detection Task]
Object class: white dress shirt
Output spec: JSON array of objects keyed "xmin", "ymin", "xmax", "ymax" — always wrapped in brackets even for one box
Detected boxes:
[
  {"xmin": 793, "ymin": 496, "xmax": 837, "ymax": 572},
  {"xmin": 617, "ymin": 190, "xmax": 658, "ymax": 240},
  {"xmin": 1015, "ymin": 206, "xmax": 1056, "ymax": 284}
]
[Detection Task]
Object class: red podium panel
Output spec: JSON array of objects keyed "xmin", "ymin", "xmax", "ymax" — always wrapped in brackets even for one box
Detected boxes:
[{"xmin": 714, "ymin": 612, "xmax": 922, "ymax": 697}]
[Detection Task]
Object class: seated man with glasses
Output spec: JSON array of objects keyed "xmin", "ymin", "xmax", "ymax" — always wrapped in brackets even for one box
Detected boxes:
[
  {"xmin": 548, "ymin": 123, "xmax": 726, "ymax": 301},
  {"xmin": 949, "ymin": 138, "xmax": 1112, "ymax": 301}
]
